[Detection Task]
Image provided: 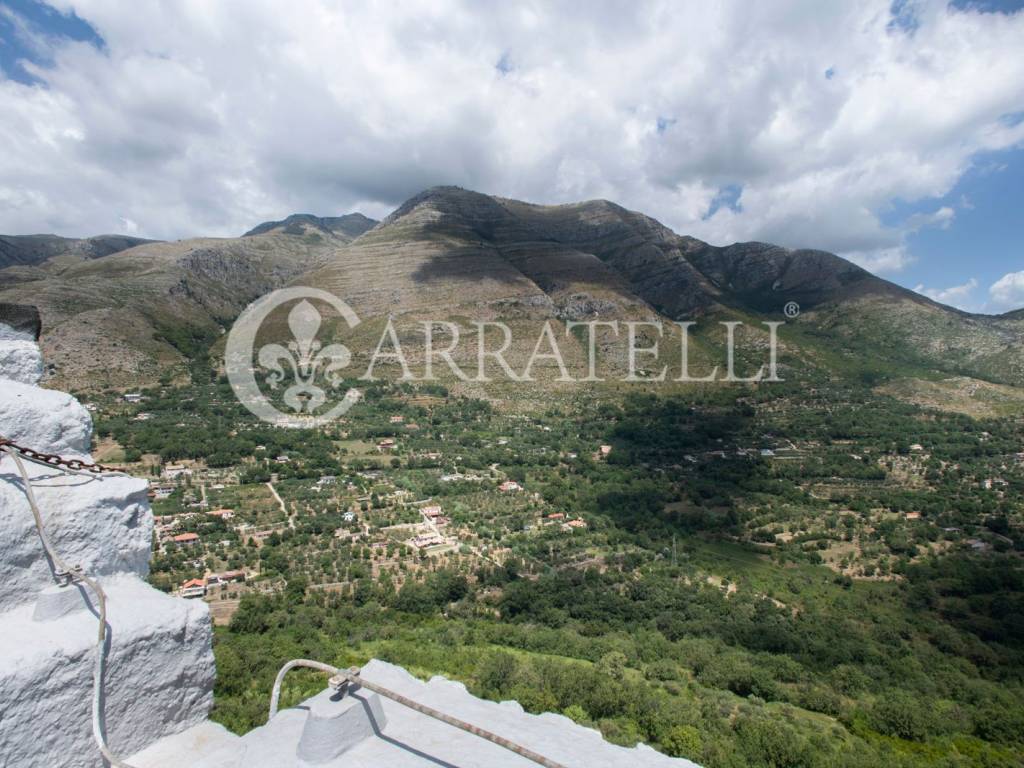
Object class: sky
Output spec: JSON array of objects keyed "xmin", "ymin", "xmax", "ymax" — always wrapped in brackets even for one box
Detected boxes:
[{"xmin": 1, "ymin": 1, "xmax": 1023, "ymax": 314}]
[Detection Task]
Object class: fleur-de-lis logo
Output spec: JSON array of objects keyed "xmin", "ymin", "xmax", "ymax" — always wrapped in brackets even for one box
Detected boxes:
[
  {"xmin": 225, "ymin": 287, "xmax": 362, "ymax": 427},
  {"xmin": 257, "ymin": 300, "xmax": 351, "ymax": 413}
]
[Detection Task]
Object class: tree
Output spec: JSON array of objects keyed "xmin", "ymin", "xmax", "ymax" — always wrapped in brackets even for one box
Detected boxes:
[{"xmin": 661, "ymin": 725, "xmax": 701, "ymax": 760}]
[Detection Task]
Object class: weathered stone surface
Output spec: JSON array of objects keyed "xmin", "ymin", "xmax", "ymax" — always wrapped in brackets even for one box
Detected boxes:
[
  {"xmin": 0, "ymin": 576, "xmax": 215, "ymax": 768},
  {"xmin": 132, "ymin": 660, "xmax": 699, "ymax": 768},
  {"xmin": 0, "ymin": 459, "xmax": 151, "ymax": 612},
  {"xmin": 0, "ymin": 339, "xmax": 44, "ymax": 384},
  {"xmin": 0, "ymin": 333, "xmax": 217, "ymax": 767},
  {"xmin": 0, "ymin": 378, "xmax": 93, "ymax": 456},
  {"xmin": 0, "ymin": 304, "xmax": 41, "ymax": 341}
]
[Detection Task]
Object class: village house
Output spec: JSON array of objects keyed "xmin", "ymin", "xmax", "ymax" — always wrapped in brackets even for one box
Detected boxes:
[
  {"xmin": 172, "ymin": 532, "xmax": 200, "ymax": 548},
  {"xmin": 546, "ymin": 512, "xmax": 565, "ymax": 521},
  {"xmin": 179, "ymin": 578, "xmax": 206, "ymax": 599},
  {"xmin": 410, "ymin": 532, "xmax": 446, "ymax": 549},
  {"xmin": 207, "ymin": 570, "xmax": 246, "ymax": 586},
  {"xmin": 162, "ymin": 464, "xmax": 192, "ymax": 481},
  {"xmin": 207, "ymin": 508, "xmax": 234, "ymax": 520},
  {"xmin": 499, "ymin": 480, "xmax": 522, "ymax": 492},
  {"xmin": 566, "ymin": 519, "xmax": 587, "ymax": 529},
  {"xmin": 421, "ymin": 505, "xmax": 443, "ymax": 518},
  {"xmin": 377, "ymin": 438, "xmax": 396, "ymax": 452},
  {"xmin": 151, "ymin": 485, "xmax": 174, "ymax": 499}
]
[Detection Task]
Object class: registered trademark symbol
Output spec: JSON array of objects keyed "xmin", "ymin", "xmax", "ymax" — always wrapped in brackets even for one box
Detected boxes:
[{"xmin": 783, "ymin": 301, "xmax": 800, "ymax": 319}]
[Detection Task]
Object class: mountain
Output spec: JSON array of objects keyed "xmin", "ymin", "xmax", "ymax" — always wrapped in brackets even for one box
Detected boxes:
[
  {"xmin": 0, "ymin": 233, "xmax": 155, "ymax": 270},
  {"xmin": 299, "ymin": 186, "xmax": 1024, "ymax": 385},
  {"xmin": 243, "ymin": 212, "xmax": 377, "ymax": 239},
  {"xmin": 0, "ymin": 226, "xmax": 359, "ymax": 389},
  {"xmin": 0, "ymin": 186, "xmax": 1021, "ymax": 392}
]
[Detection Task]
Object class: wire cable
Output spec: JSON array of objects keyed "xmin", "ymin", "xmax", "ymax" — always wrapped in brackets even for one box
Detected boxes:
[
  {"xmin": 2, "ymin": 446, "xmax": 139, "ymax": 768},
  {"xmin": 269, "ymin": 659, "xmax": 569, "ymax": 768}
]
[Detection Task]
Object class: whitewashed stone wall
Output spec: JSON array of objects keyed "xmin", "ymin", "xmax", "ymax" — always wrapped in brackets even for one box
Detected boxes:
[{"xmin": 0, "ymin": 305, "xmax": 216, "ymax": 768}]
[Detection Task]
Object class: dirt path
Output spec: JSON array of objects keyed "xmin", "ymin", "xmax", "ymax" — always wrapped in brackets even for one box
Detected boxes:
[{"xmin": 266, "ymin": 481, "xmax": 293, "ymax": 528}]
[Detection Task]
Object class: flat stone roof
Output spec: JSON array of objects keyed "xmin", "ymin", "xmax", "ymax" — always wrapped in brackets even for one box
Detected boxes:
[{"xmin": 132, "ymin": 660, "xmax": 699, "ymax": 768}]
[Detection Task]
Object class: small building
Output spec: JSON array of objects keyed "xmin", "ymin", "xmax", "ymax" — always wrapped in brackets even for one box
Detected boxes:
[
  {"xmin": 410, "ymin": 532, "xmax": 446, "ymax": 549},
  {"xmin": 172, "ymin": 532, "xmax": 200, "ymax": 547},
  {"xmin": 421, "ymin": 505, "xmax": 443, "ymax": 518},
  {"xmin": 566, "ymin": 519, "xmax": 587, "ymax": 529},
  {"xmin": 274, "ymin": 455, "xmax": 290, "ymax": 464},
  {"xmin": 499, "ymin": 481, "xmax": 522, "ymax": 492},
  {"xmin": 389, "ymin": 415, "xmax": 405, "ymax": 424},
  {"xmin": 179, "ymin": 578, "xmax": 206, "ymax": 598},
  {"xmin": 318, "ymin": 475, "xmax": 337, "ymax": 486},
  {"xmin": 377, "ymin": 438, "xmax": 396, "ymax": 452},
  {"xmin": 208, "ymin": 570, "xmax": 245, "ymax": 586},
  {"xmin": 546, "ymin": 512, "xmax": 565, "ymax": 521},
  {"xmin": 122, "ymin": 392, "xmax": 144, "ymax": 403},
  {"xmin": 909, "ymin": 444, "xmax": 924, "ymax": 452},
  {"xmin": 598, "ymin": 445, "xmax": 612, "ymax": 458},
  {"xmin": 342, "ymin": 511, "xmax": 357, "ymax": 523},
  {"xmin": 208, "ymin": 508, "xmax": 234, "ymax": 520},
  {"xmin": 162, "ymin": 464, "xmax": 192, "ymax": 481}
]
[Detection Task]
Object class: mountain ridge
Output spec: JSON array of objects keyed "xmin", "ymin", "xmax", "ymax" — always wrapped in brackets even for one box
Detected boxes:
[
  {"xmin": 243, "ymin": 212, "xmax": 378, "ymax": 239},
  {"xmin": 1, "ymin": 185, "xmax": 1021, "ymax": 390},
  {"xmin": 0, "ymin": 233, "xmax": 156, "ymax": 270}
]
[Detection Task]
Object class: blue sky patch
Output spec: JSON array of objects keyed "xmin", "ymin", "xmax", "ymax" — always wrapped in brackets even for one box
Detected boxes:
[
  {"xmin": 704, "ymin": 184, "xmax": 743, "ymax": 220},
  {"xmin": 0, "ymin": 0, "xmax": 103, "ymax": 85}
]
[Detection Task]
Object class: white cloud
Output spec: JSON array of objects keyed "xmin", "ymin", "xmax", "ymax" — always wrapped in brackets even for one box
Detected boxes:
[
  {"xmin": 989, "ymin": 270, "xmax": 1024, "ymax": 311},
  {"xmin": 905, "ymin": 205, "xmax": 956, "ymax": 232},
  {"xmin": 848, "ymin": 246, "xmax": 915, "ymax": 274},
  {"xmin": 0, "ymin": 0, "xmax": 1022, "ymax": 273},
  {"xmin": 913, "ymin": 277, "xmax": 979, "ymax": 310}
]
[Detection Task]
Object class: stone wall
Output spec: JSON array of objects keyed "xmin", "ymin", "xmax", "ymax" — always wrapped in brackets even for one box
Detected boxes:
[{"xmin": 0, "ymin": 304, "xmax": 216, "ymax": 767}]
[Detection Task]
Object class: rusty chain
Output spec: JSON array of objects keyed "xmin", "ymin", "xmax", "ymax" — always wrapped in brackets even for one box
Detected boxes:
[{"xmin": 0, "ymin": 436, "xmax": 125, "ymax": 474}]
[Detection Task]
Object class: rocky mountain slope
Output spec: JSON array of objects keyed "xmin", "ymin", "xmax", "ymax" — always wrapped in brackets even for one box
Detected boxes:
[
  {"xmin": 0, "ymin": 186, "xmax": 1021, "ymax": 391},
  {"xmin": 0, "ymin": 228, "xmax": 356, "ymax": 389},
  {"xmin": 0, "ymin": 233, "xmax": 154, "ymax": 270},
  {"xmin": 243, "ymin": 212, "xmax": 377, "ymax": 239}
]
